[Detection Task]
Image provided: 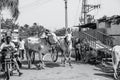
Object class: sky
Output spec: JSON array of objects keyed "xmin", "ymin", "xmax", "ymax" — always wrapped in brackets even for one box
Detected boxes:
[{"xmin": 1, "ymin": 0, "xmax": 120, "ymax": 31}]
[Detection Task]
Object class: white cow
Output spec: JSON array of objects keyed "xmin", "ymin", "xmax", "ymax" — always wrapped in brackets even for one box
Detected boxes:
[{"xmin": 111, "ymin": 45, "xmax": 120, "ymax": 79}]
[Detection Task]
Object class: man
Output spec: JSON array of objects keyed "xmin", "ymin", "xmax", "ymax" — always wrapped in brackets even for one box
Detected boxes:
[
  {"xmin": 19, "ymin": 38, "xmax": 25, "ymax": 60},
  {"xmin": 50, "ymin": 32, "xmax": 58, "ymax": 44},
  {"xmin": 44, "ymin": 29, "xmax": 51, "ymax": 45},
  {"xmin": 44, "ymin": 29, "xmax": 60, "ymax": 54},
  {"xmin": 81, "ymin": 38, "xmax": 90, "ymax": 63},
  {"xmin": 0, "ymin": 36, "xmax": 23, "ymax": 76},
  {"xmin": 65, "ymin": 28, "xmax": 72, "ymax": 46},
  {"xmin": 45, "ymin": 29, "xmax": 59, "ymax": 45},
  {"xmin": 74, "ymin": 38, "xmax": 81, "ymax": 61}
]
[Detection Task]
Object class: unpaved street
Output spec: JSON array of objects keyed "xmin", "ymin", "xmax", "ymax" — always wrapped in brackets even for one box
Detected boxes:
[{"xmin": 0, "ymin": 55, "xmax": 114, "ymax": 80}]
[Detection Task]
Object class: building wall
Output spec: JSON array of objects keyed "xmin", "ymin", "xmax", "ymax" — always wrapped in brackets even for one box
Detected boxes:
[
  {"xmin": 98, "ymin": 22, "xmax": 106, "ymax": 28},
  {"xmin": 107, "ymin": 24, "xmax": 120, "ymax": 35},
  {"xmin": 112, "ymin": 36, "xmax": 120, "ymax": 45},
  {"xmin": 98, "ymin": 22, "xmax": 120, "ymax": 45},
  {"xmin": 107, "ymin": 24, "xmax": 120, "ymax": 45}
]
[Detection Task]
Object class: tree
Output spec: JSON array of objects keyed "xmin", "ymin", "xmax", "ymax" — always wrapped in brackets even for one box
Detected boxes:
[
  {"xmin": 19, "ymin": 23, "xmax": 45, "ymax": 39},
  {"xmin": 54, "ymin": 27, "xmax": 66, "ymax": 36},
  {"xmin": 0, "ymin": 0, "xmax": 19, "ymax": 20},
  {"xmin": 1, "ymin": 19, "xmax": 19, "ymax": 29},
  {"xmin": 0, "ymin": 0, "xmax": 19, "ymax": 41},
  {"xmin": 28, "ymin": 24, "xmax": 44, "ymax": 37},
  {"xmin": 24, "ymin": 24, "xmax": 29, "ymax": 29}
]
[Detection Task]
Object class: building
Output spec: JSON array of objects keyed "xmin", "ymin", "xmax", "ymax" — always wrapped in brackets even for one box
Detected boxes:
[{"xmin": 98, "ymin": 21, "xmax": 120, "ymax": 45}]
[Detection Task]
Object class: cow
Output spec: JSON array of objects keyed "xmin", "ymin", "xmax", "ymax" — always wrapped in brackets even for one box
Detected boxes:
[
  {"xmin": 24, "ymin": 31, "xmax": 59, "ymax": 69},
  {"xmin": 57, "ymin": 28, "xmax": 73, "ymax": 67},
  {"xmin": 111, "ymin": 45, "xmax": 120, "ymax": 79}
]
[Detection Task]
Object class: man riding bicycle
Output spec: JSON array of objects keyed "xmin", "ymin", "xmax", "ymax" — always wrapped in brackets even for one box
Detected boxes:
[{"xmin": 0, "ymin": 36, "xmax": 23, "ymax": 76}]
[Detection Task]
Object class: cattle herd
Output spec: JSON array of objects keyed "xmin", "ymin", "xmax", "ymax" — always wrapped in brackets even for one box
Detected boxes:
[{"xmin": 0, "ymin": 30, "xmax": 120, "ymax": 80}]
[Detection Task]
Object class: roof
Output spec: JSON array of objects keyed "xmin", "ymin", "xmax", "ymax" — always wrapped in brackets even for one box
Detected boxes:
[{"xmin": 74, "ymin": 23, "xmax": 97, "ymax": 29}]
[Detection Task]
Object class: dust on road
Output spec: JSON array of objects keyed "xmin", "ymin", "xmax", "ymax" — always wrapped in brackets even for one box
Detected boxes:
[{"xmin": 0, "ymin": 55, "xmax": 114, "ymax": 80}]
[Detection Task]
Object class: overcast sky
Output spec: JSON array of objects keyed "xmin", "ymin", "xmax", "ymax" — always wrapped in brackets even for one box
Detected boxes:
[{"xmin": 1, "ymin": 0, "xmax": 120, "ymax": 31}]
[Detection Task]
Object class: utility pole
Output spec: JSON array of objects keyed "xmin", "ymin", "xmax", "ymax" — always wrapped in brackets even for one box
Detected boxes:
[{"xmin": 64, "ymin": 0, "xmax": 68, "ymax": 34}]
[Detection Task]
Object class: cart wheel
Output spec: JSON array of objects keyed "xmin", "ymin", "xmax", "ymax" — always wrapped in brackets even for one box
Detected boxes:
[
  {"xmin": 51, "ymin": 49, "xmax": 58, "ymax": 62},
  {"xmin": 10, "ymin": 71, "xmax": 13, "ymax": 76}
]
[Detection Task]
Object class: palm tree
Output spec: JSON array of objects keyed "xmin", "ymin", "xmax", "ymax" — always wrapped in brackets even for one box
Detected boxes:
[{"xmin": 0, "ymin": 0, "xmax": 19, "ymax": 42}]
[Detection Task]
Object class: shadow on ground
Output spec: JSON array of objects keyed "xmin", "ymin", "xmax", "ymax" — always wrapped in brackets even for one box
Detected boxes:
[
  {"xmin": 94, "ymin": 63, "xmax": 114, "ymax": 80},
  {"xmin": 21, "ymin": 60, "xmax": 61, "ymax": 70},
  {"xmin": 70, "ymin": 59, "xmax": 100, "ymax": 66},
  {"xmin": 0, "ymin": 72, "xmax": 21, "ymax": 80},
  {"xmin": 45, "ymin": 61, "xmax": 61, "ymax": 68},
  {"xmin": 94, "ymin": 73, "xmax": 114, "ymax": 79}
]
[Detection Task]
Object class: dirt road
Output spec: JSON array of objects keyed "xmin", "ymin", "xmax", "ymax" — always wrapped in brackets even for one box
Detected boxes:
[{"xmin": 0, "ymin": 55, "xmax": 114, "ymax": 80}]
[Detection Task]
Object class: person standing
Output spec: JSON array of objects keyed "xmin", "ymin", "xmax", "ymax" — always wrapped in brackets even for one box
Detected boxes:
[
  {"xmin": 74, "ymin": 38, "xmax": 81, "ymax": 61},
  {"xmin": 0, "ymin": 36, "xmax": 23, "ymax": 76},
  {"xmin": 19, "ymin": 38, "xmax": 25, "ymax": 60}
]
